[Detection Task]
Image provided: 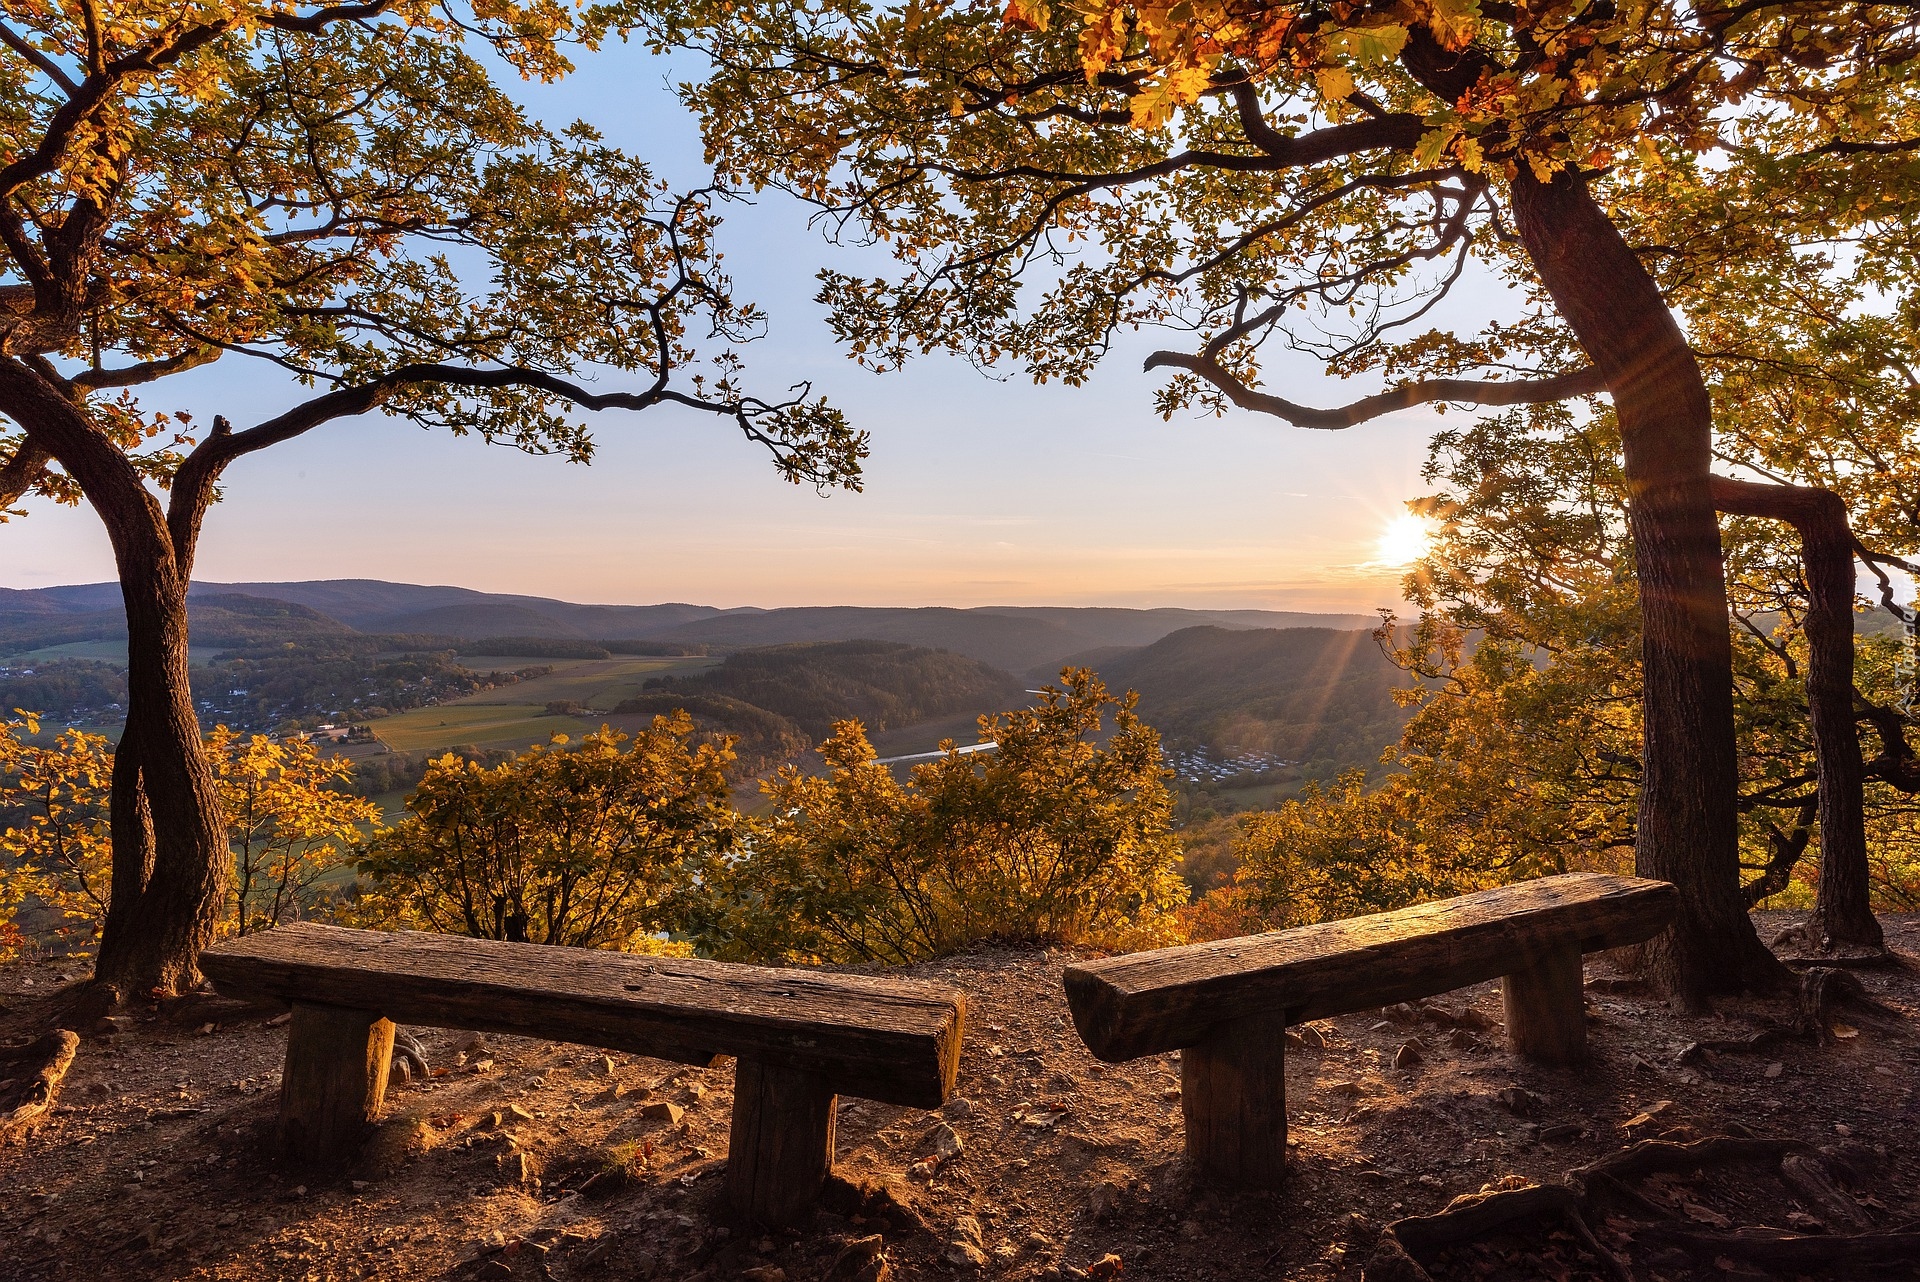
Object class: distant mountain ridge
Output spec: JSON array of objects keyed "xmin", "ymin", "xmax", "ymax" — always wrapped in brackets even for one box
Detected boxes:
[{"xmin": 0, "ymin": 579, "xmax": 1378, "ymax": 675}]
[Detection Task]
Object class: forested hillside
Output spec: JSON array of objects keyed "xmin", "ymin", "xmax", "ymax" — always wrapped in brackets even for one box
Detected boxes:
[
  {"xmin": 609, "ymin": 691, "xmax": 812, "ymax": 779},
  {"xmin": 1090, "ymin": 626, "xmax": 1412, "ymax": 771},
  {"xmin": 0, "ymin": 593, "xmax": 352, "ymax": 651}
]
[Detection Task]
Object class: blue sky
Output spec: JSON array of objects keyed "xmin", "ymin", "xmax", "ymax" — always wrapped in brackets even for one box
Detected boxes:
[{"xmin": 6, "ymin": 41, "xmax": 1471, "ymax": 612}]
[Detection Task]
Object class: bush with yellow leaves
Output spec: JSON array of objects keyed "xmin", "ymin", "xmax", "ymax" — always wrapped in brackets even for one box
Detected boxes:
[
  {"xmin": 0, "ymin": 716, "xmax": 376, "ymax": 958},
  {"xmin": 692, "ymin": 670, "xmax": 1187, "ymax": 964}
]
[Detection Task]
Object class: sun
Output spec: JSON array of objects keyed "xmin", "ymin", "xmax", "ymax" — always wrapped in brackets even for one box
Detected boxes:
[{"xmin": 1375, "ymin": 513, "xmax": 1434, "ymax": 567}]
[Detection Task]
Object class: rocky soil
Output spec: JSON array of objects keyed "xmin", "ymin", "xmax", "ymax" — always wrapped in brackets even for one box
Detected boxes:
[{"xmin": 1, "ymin": 911, "xmax": 1915, "ymax": 1282}]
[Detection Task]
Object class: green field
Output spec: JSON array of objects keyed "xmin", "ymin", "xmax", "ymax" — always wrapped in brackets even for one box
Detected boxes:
[
  {"xmin": 17, "ymin": 639, "xmax": 227, "ymax": 667},
  {"xmin": 367, "ymin": 703, "xmax": 598, "ymax": 753},
  {"xmin": 452, "ymin": 654, "xmax": 719, "ymax": 708},
  {"xmin": 367, "ymin": 655, "xmax": 718, "ymax": 756}
]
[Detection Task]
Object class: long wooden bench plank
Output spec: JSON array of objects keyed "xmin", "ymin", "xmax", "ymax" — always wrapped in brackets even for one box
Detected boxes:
[
  {"xmin": 1063, "ymin": 872, "xmax": 1676, "ymax": 1063},
  {"xmin": 202, "ymin": 924, "xmax": 965, "ymax": 1109}
]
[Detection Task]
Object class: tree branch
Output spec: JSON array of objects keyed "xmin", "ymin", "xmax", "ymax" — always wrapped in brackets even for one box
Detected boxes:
[
  {"xmin": 259, "ymin": 1, "xmax": 395, "ymax": 34},
  {"xmin": 0, "ymin": 20, "xmax": 79, "ymax": 95},
  {"xmin": 1140, "ymin": 351, "xmax": 1606, "ymax": 429},
  {"xmin": 71, "ymin": 345, "xmax": 220, "ymax": 390},
  {"xmin": 0, "ymin": 434, "xmax": 52, "ymax": 510}
]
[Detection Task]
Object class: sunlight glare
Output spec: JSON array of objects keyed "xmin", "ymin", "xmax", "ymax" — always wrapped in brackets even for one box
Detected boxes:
[{"xmin": 1375, "ymin": 513, "xmax": 1434, "ymax": 567}]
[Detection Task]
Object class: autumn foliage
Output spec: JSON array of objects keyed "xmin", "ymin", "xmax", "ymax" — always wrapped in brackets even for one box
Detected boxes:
[
  {"xmin": 356, "ymin": 718, "xmax": 734, "ymax": 951},
  {"xmin": 690, "ymin": 671, "xmax": 1187, "ymax": 964},
  {"xmin": 0, "ymin": 717, "xmax": 372, "ymax": 957}
]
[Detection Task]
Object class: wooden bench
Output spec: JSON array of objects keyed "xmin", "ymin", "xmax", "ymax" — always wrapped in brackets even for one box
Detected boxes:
[
  {"xmin": 1061, "ymin": 872, "xmax": 1677, "ymax": 1187},
  {"xmin": 200, "ymin": 923, "xmax": 966, "ymax": 1224}
]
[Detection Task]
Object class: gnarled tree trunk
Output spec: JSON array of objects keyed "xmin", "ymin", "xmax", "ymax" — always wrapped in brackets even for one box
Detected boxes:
[
  {"xmin": 1, "ymin": 357, "xmax": 228, "ymax": 996},
  {"xmin": 1509, "ymin": 169, "xmax": 1790, "ymax": 1005}
]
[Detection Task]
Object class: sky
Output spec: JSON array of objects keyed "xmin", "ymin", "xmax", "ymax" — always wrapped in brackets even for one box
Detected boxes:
[{"xmin": 3, "ymin": 42, "xmax": 1476, "ymax": 614}]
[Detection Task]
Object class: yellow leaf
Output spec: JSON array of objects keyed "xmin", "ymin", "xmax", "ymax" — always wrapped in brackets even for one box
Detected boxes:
[
  {"xmin": 1415, "ymin": 127, "xmax": 1455, "ymax": 167},
  {"xmin": 1316, "ymin": 66, "xmax": 1356, "ymax": 102},
  {"xmin": 1426, "ymin": 0, "xmax": 1482, "ymax": 52},
  {"xmin": 1003, "ymin": 0, "xmax": 1050, "ymax": 32}
]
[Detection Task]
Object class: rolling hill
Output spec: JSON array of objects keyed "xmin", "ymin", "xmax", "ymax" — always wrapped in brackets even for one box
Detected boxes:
[
  {"xmin": 631, "ymin": 639, "xmax": 1026, "ymax": 741},
  {"xmin": 0, "ymin": 592, "xmax": 352, "ymax": 652},
  {"xmin": 1086, "ymin": 625, "xmax": 1415, "ymax": 769},
  {"xmin": 0, "ymin": 579, "xmax": 1378, "ymax": 676}
]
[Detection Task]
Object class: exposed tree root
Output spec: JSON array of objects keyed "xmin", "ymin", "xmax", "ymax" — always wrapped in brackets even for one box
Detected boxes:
[
  {"xmin": 1772, "ymin": 924, "xmax": 1898, "ymax": 968},
  {"xmin": 1777, "ymin": 1151, "xmax": 1872, "ymax": 1232},
  {"xmin": 1632, "ymin": 1226, "xmax": 1920, "ymax": 1270},
  {"xmin": 1574, "ymin": 1135, "xmax": 1817, "ymax": 1184},
  {"xmin": 0, "ymin": 1029, "xmax": 80, "ymax": 1144},
  {"xmin": 1366, "ymin": 1183, "xmax": 1632, "ymax": 1282},
  {"xmin": 1675, "ymin": 1028, "xmax": 1792, "ymax": 1063},
  {"xmin": 1366, "ymin": 1135, "xmax": 1903, "ymax": 1280}
]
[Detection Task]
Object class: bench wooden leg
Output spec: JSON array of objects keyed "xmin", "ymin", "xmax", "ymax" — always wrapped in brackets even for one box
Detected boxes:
[
  {"xmin": 1180, "ymin": 1008, "xmax": 1288, "ymax": 1187},
  {"xmin": 1503, "ymin": 941, "xmax": 1586, "ymax": 1064},
  {"xmin": 726, "ymin": 1057, "xmax": 837, "ymax": 1225},
  {"xmin": 278, "ymin": 1001, "xmax": 394, "ymax": 1166}
]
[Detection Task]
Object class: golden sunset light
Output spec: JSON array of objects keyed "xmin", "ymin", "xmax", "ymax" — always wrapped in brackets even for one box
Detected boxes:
[{"xmin": 1374, "ymin": 512, "xmax": 1434, "ymax": 567}]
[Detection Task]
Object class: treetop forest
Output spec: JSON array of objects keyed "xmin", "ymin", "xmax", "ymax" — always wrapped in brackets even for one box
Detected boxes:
[{"xmin": 3, "ymin": 1, "xmax": 1920, "ymax": 1279}]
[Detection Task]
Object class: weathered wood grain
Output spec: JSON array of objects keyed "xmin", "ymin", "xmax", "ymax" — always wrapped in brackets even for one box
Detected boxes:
[
  {"xmin": 726, "ymin": 1058, "xmax": 838, "ymax": 1225},
  {"xmin": 1065, "ymin": 873, "xmax": 1676, "ymax": 1062},
  {"xmin": 203, "ymin": 924, "xmax": 965, "ymax": 1108},
  {"xmin": 1180, "ymin": 1008, "xmax": 1289, "ymax": 1187},
  {"xmin": 279, "ymin": 1002, "xmax": 393, "ymax": 1166},
  {"xmin": 1502, "ymin": 938, "xmax": 1587, "ymax": 1063}
]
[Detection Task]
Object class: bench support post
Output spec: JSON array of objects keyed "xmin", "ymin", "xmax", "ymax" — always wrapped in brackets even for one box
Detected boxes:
[
  {"xmin": 1503, "ymin": 940, "xmax": 1586, "ymax": 1064},
  {"xmin": 726, "ymin": 1057, "xmax": 837, "ymax": 1225},
  {"xmin": 1180, "ymin": 1008, "xmax": 1289, "ymax": 1187},
  {"xmin": 278, "ymin": 1001, "xmax": 394, "ymax": 1166}
]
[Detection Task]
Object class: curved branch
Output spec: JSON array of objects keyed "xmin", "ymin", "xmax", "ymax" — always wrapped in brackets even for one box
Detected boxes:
[
  {"xmin": 164, "ymin": 359, "xmax": 855, "ymax": 577},
  {"xmin": 71, "ymin": 344, "xmax": 219, "ymax": 390},
  {"xmin": 1711, "ymin": 474, "xmax": 1882, "ymax": 950},
  {"xmin": 259, "ymin": 1, "xmax": 395, "ymax": 34},
  {"xmin": 0, "ymin": 20, "xmax": 79, "ymax": 94},
  {"xmin": 0, "ymin": 434, "xmax": 52, "ymax": 509},
  {"xmin": 1140, "ymin": 351, "xmax": 1606, "ymax": 429}
]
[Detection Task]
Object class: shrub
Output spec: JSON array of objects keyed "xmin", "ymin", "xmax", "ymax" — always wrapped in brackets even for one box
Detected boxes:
[
  {"xmin": 207, "ymin": 727, "xmax": 379, "ymax": 936},
  {"xmin": 1182, "ymin": 767, "xmax": 1549, "ymax": 941},
  {"xmin": 0, "ymin": 717, "xmax": 376, "ymax": 957},
  {"xmin": 691, "ymin": 670, "xmax": 1186, "ymax": 963},
  {"xmin": 0, "ymin": 717, "xmax": 112, "ymax": 957},
  {"xmin": 356, "ymin": 717, "xmax": 733, "ymax": 949}
]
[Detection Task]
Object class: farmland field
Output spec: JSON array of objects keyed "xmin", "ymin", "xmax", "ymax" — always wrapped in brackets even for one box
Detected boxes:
[
  {"xmin": 368, "ymin": 655, "xmax": 718, "ymax": 755},
  {"xmin": 366, "ymin": 703, "xmax": 596, "ymax": 753},
  {"xmin": 16, "ymin": 640, "xmax": 227, "ymax": 667},
  {"xmin": 451, "ymin": 654, "xmax": 719, "ymax": 708}
]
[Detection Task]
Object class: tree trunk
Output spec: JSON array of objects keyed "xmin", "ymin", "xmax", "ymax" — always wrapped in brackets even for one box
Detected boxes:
[
  {"xmin": 1508, "ymin": 168, "xmax": 1790, "ymax": 1005},
  {"xmin": 1711, "ymin": 477, "xmax": 1883, "ymax": 954},
  {"xmin": 92, "ymin": 563, "xmax": 229, "ymax": 994},
  {"xmin": 1, "ymin": 357, "xmax": 229, "ymax": 996}
]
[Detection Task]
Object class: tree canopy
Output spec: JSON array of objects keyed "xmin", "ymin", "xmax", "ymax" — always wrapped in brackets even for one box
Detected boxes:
[
  {"xmin": 646, "ymin": 0, "xmax": 1920, "ymax": 999},
  {"xmin": 0, "ymin": 0, "xmax": 870, "ymax": 992},
  {"xmin": 648, "ymin": 0, "xmax": 1916, "ymax": 418}
]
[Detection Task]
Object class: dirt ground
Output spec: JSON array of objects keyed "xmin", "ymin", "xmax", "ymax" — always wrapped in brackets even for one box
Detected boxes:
[{"xmin": 1, "ymin": 911, "xmax": 1915, "ymax": 1282}]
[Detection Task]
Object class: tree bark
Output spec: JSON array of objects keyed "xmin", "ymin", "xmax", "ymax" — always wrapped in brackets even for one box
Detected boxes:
[
  {"xmin": 1711, "ymin": 477, "xmax": 1883, "ymax": 953},
  {"xmin": 1507, "ymin": 168, "xmax": 1789, "ymax": 1005},
  {"xmin": 0, "ymin": 356, "xmax": 229, "ymax": 995},
  {"xmin": 92, "ymin": 562, "xmax": 228, "ymax": 993}
]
